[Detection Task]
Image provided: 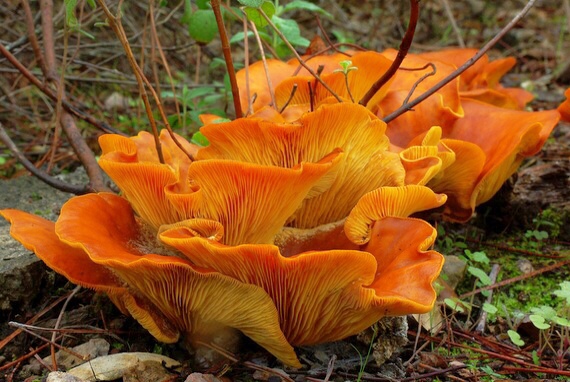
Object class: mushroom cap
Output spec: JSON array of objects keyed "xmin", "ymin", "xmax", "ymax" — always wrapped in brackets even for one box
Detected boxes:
[
  {"xmin": 99, "ymin": 129, "xmax": 341, "ymax": 245},
  {"xmin": 429, "ymin": 98, "xmax": 560, "ymax": 221},
  {"xmin": 379, "ymin": 49, "xmax": 464, "ymax": 148},
  {"xmin": 53, "ymin": 193, "xmax": 301, "ymax": 367},
  {"xmin": 418, "ymin": 48, "xmax": 533, "ymax": 109},
  {"xmin": 199, "ymin": 102, "xmax": 406, "ymax": 229},
  {"xmin": 558, "ymin": 88, "xmax": 570, "ymax": 122}
]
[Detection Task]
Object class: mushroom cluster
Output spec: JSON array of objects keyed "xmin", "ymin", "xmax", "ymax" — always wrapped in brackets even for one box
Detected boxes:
[{"xmin": 1, "ymin": 47, "xmax": 566, "ymax": 367}]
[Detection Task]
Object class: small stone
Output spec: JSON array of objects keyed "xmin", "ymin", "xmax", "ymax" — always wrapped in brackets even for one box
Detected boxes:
[
  {"xmin": 46, "ymin": 371, "xmax": 86, "ymax": 382},
  {"xmin": 442, "ymin": 255, "xmax": 467, "ymax": 290},
  {"xmin": 184, "ymin": 373, "xmax": 223, "ymax": 382},
  {"xmin": 42, "ymin": 338, "xmax": 110, "ymax": 369}
]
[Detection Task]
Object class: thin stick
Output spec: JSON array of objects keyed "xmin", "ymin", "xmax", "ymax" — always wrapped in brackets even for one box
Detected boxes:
[
  {"xmin": 401, "ymin": 63, "xmax": 437, "ymax": 105},
  {"xmin": 323, "ymin": 354, "xmax": 337, "ymax": 382},
  {"xmin": 212, "ymin": 0, "xmax": 242, "ymax": 118},
  {"xmin": 242, "ymin": 15, "xmax": 252, "ymax": 115},
  {"xmin": 97, "ymin": 0, "xmax": 164, "ymax": 163},
  {"xmin": 8, "ymin": 323, "xmax": 89, "ymax": 361},
  {"xmin": 39, "ymin": 0, "xmax": 110, "ymax": 192},
  {"xmin": 383, "ymin": 0, "xmax": 538, "ymax": 124},
  {"xmin": 21, "ymin": 0, "xmax": 47, "ymax": 76},
  {"xmin": 243, "ymin": 361, "xmax": 295, "ymax": 382},
  {"xmin": 97, "ymin": 0, "xmax": 196, "ymax": 162},
  {"xmin": 441, "ymin": 0, "xmax": 465, "ymax": 48},
  {"xmin": 0, "ymin": 123, "xmax": 90, "ymax": 194},
  {"xmin": 474, "ymin": 264, "xmax": 500, "ymax": 333},
  {"xmin": 50, "ymin": 285, "xmax": 81, "ymax": 370},
  {"xmin": 248, "ymin": 17, "xmax": 277, "ymax": 109},
  {"xmin": 315, "ymin": 16, "xmax": 347, "ymax": 56},
  {"xmin": 359, "ymin": 0, "xmax": 419, "ymax": 107},
  {"xmin": 0, "ymin": 341, "xmax": 53, "ymax": 372},
  {"xmin": 258, "ymin": 8, "xmax": 343, "ymax": 103},
  {"xmin": 279, "ymin": 83, "xmax": 298, "ymax": 113},
  {"xmin": 459, "ymin": 259, "xmax": 570, "ymax": 299},
  {"xmin": 0, "ymin": 45, "xmax": 123, "ymax": 135}
]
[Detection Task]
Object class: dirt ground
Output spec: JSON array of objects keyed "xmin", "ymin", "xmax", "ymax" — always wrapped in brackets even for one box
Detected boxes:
[{"xmin": 0, "ymin": 1, "xmax": 569, "ymax": 381}]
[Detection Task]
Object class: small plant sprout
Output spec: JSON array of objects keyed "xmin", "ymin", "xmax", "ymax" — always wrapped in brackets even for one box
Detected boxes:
[
  {"xmin": 507, "ymin": 330, "xmax": 525, "ymax": 347},
  {"xmin": 333, "ymin": 60, "xmax": 359, "ymax": 102}
]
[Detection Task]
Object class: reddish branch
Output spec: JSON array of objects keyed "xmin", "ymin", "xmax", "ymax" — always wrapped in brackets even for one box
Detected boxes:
[
  {"xmin": 459, "ymin": 259, "xmax": 570, "ymax": 299},
  {"xmin": 0, "ymin": 42, "xmax": 123, "ymax": 135},
  {"xmin": 38, "ymin": 0, "xmax": 110, "ymax": 193},
  {"xmin": 359, "ymin": 0, "xmax": 419, "ymax": 107},
  {"xmin": 0, "ymin": 123, "xmax": 89, "ymax": 194},
  {"xmin": 212, "ymin": 0, "xmax": 243, "ymax": 118},
  {"xmin": 383, "ymin": 0, "xmax": 538, "ymax": 123}
]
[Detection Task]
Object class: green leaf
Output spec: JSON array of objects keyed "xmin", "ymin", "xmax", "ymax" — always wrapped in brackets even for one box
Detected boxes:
[
  {"xmin": 65, "ymin": 0, "xmax": 79, "ymax": 28},
  {"xmin": 529, "ymin": 314, "xmax": 550, "ymax": 330},
  {"xmin": 196, "ymin": 0, "xmax": 211, "ymax": 9},
  {"xmin": 237, "ymin": 0, "xmax": 266, "ymax": 7},
  {"xmin": 282, "ymin": 0, "xmax": 332, "ymax": 18},
  {"xmin": 554, "ymin": 316, "xmax": 570, "ymax": 327},
  {"xmin": 531, "ymin": 350, "xmax": 540, "ymax": 366},
  {"xmin": 444, "ymin": 298, "xmax": 465, "ymax": 313},
  {"xmin": 467, "ymin": 266, "xmax": 491, "ymax": 286},
  {"xmin": 243, "ymin": 1, "xmax": 276, "ymax": 28},
  {"xmin": 531, "ymin": 306, "xmax": 557, "ymax": 321},
  {"xmin": 187, "ymin": 9, "xmax": 218, "ymax": 44},
  {"xmin": 471, "ymin": 251, "xmax": 490, "ymax": 264},
  {"xmin": 85, "ymin": 0, "xmax": 96, "ymax": 8},
  {"xmin": 507, "ymin": 330, "xmax": 524, "ymax": 346},
  {"xmin": 553, "ymin": 281, "xmax": 570, "ymax": 304},
  {"xmin": 482, "ymin": 302, "xmax": 497, "ymax": 314},
  {"xmin": 191, "ymin": 131, "xmax": 210, "ymax": 146},
  {"xmin": 272, "ymin": 16, "xmax": 310, "ymax": 47}
]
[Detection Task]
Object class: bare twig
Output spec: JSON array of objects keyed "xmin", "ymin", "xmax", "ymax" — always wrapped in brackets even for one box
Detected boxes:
[
  {"xmin": 39, "ymin": 0, "xmax": 110, "ymax": 192},
  {"xmin": 212, "ymin": 0, "xmax": 242, "ymax": 118},
  {"xmin": 97, "ymin": 0, "xmax": 165, "ymax": 163},
  {"xmin": 242, "ymin": 15, "xmax": 252, "ymax": 115},
  {"xmin": 21, "ymin": 0, "xmax": 47, "ymax": 76},
  {"xmin": 474, "ymin": 264, "xmax": 500, "ymax": 333},
  {"xmin": 359, "ymin": 0, "xmax": 419, "ymax": 107},
  {"xmin": 0, "ymin": 47, "xmax": 121, "ymax": 135},
  {"xmin": 459, "ymin": 259, "xmax": 570, "ymax": 299},
  {"xmin": 97, "ymin": 0, "xmax": 196, "ymax": 162},
  {"xmin": 0, "ymin": 123, "xmax": 90, "ymax": 194},
  {"xmin": 400, "ymin": 63, "xmax": 437, "ymax": 105},
  {"xmin": 383, "ymin": 0, "xmax": 538, "ymax": 123},
  {"xmin": 258, "ymin": 8, "xmax": 343, "ymax": 103},
  {"xmin": 279, "ymin": 83, "xmax": 298, "ymax": 113},
  {"xmin": 248, "ymin": 17, "xmax": 277, "ymax": 109},
  {"xmin": 315, "ymin": 16, "xmax": 346, "ymax": 56},
  {"xmin": 50, "ymin": 285, "xmax": 81, "ymax": 370},
  {"xmin": 243, "ymin": 361, "xmax": 295, "ymax": 382},
  {"xmin": 8, "ymin": 322, "xmax": 89, "ymax": 361},
  {"xmin": 440, "ymin": 0, "xmax": 465, "ymax": 48}
]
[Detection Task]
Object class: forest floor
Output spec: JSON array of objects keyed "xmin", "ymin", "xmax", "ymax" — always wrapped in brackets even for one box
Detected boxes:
[{"xmin": 0, "ymin": 0, "xmax": 569, "ymax": 381}]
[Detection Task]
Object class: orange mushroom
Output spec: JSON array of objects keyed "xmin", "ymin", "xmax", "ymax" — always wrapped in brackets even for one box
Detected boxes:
[
  {"xmin": 1, "ymin": 194, "xmax": 301, "ymax": 367},
  {"xmin": 198, "ymin": 102, "xmax": 406, "ymax": 228},
  {"xmin": 418, "ymin": 48, "xmax": 534, "ymax": 109},
  {"xmin": 99, "ymin": 129, "xmax": 341, "ymax": 244},
  {"xmin": 159, "ymin": 185, "xmax": 446, "ymax": 346},
  {"xmin": 429, "ymin": 98, "xmax": 560, "ymax": 221},
  {"xmin": 558, "ymin": 88, "xmax": 570, "ymax": 122}
]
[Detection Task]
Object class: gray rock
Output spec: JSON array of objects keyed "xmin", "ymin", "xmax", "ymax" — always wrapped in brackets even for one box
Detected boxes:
[
  {"xmin": 46, "ymin": 371, "xmax": 87, "ymax": 382},
  {"xmin": 42, "ymin": 338, "xmax": 111, "ymax": 370},
  {"xmin": 0, "ymin": 171, "xmax": 82, "ymax": 312},
  {"xmin": 442, "ymin": 255, "xmax": 467, "ymax": 290}
]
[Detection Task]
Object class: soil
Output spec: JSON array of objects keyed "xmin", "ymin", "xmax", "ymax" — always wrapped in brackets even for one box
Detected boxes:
[{"xmin": 0, "ymin": 1, "xmax": 569, "ymax": 381}]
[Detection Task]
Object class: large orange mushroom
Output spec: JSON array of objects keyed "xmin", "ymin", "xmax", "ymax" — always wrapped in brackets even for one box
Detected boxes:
[{"xmin": 2, "ymin": 100, "xmax": 447, "ymax": 367}]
